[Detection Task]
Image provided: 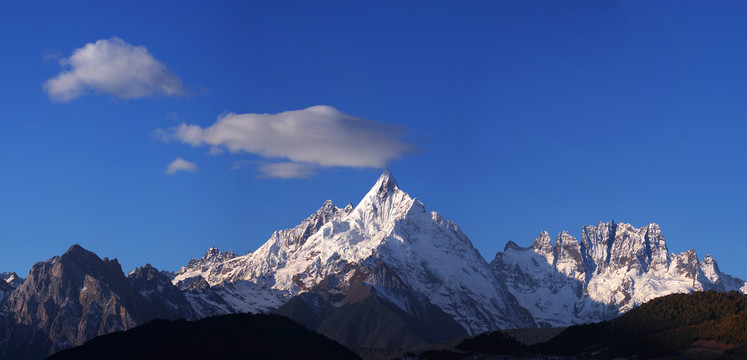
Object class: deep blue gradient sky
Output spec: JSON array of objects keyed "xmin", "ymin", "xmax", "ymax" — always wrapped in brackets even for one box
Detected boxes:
[{"xmin": 1, "ymin": 1, "xmax": 746, "ymax": 278}]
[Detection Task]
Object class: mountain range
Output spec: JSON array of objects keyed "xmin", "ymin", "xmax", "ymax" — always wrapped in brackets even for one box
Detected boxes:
[{"xmin": 0, "ymin": 171, "xmax": 744, "ymax": 358}]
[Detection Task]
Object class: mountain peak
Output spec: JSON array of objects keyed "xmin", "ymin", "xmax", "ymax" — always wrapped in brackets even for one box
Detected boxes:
[
  {"xmin": 64, "ymin": 243, "xmax": 89, "ymax": 256},
  {"xmin": 375, "ymin": 169, "xmax": 398, "ymax": 191},
  {"xmin": 361, "ymin": 170, "xmax": 400, "ymax": 202},
  {"xmin": 504, "ymin": 240, "xmax": 523, "ymax": 252},
  {"xmin": 1, "ymin": 272, "xmax": 23, "ymax": 288},
  {"xmin": 201, "ymin": 247, "xmax": 237, "ymax": 263},
  {"xmin": 62, "ymin": 244, "xmax": 102, "ymax": 265},
  {"xmin": 532, "ymin": 231, "xmax": 553, "ymax": 249}
]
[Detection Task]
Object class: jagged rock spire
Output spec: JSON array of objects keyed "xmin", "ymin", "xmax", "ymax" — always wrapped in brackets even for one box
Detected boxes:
[{"xmin": 532, "ymin": 231, "xmax": 555, "ymax": 265}]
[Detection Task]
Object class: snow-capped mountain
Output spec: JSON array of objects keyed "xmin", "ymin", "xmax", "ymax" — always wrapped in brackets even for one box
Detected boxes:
[
  {"xmin": 491, "ymin": 221, "xmax": 747, "ymax": 327},
  {"xmin": 173, "ymin": 171, "xmax": 535, "ymax": 334},
  {"xmin": 3, "ymin": 170, "xmax": 746, "ymax": 358}
]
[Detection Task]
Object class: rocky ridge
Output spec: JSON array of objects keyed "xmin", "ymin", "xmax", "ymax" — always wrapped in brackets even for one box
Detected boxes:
[
  {"xmin": 491, "ymin": 221, "xmax": 747, "ymax": 327},
  {"xmin": 0, "ymin": 245, "xmax": 193, "ymax": 359}
]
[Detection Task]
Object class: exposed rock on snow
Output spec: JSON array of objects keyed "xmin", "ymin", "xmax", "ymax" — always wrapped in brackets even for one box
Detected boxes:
[{"xmin": 491, "ymin": 221, "xmax": 747, "ymax": 327}]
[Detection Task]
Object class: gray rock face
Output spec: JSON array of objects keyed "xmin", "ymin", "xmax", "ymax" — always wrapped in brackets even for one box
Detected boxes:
[
  {"xmin": 532, "ymin": 231, "xmax": 555, "ymax": 264},
  {"xmin": 0, "ymin": 281, "xmax": 11, "ymax": 309},
  {"xmin": 128, "ymin": 264, "xmax": 197, "ymax": 321},
  {"xmin": 556, "ymin": 231, "xmax": 585, "ymax": 280},
  {"xmin": 0, "ymin": 245, "xmax": 193, "ymax": 360}
]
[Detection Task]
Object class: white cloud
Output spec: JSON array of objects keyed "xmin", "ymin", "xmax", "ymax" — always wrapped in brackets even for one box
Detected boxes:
[
  {"xmin": 165, "ymin": 157, "xmax": 197, "ymax": 175},
  {"xmin": 158, "ymin": 105, "xmax": 413, "ymax": 173},
  {"xmin": 44, "ymin": 37, "xmax": 185, "ymax": 102},
  {"xmin": 256, "ymin": 162, "xmax": 316, "ymax": 179}
]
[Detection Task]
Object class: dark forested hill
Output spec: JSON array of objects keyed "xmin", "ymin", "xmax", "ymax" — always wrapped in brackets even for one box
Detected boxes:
[
  {"xmin": 48, "ymin": 313, "xmax": 361, "ymax": 360},
  {"xmin": 415, "ymin": 291, "xmax": 747, "ymax": 360},
  {"xmin": 538, "ymin": 290, "xmax": 747, "ymax": 359}
]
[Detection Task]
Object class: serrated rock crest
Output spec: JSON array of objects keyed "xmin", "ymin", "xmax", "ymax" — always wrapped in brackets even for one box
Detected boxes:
[{"xmin": 491, "ymin": 221, "xmax": 747, "ymax": 326}]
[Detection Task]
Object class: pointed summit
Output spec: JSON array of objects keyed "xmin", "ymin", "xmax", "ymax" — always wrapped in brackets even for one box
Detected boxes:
[
  {"xmin": 375, "ymin": 169, "xmax": 398, "ymax": 191},
  {"xmin": 362, "ymin": 170, "xmax": 400, "ymax": 201},
  {"xmin": 61, "ymin": 244, "xmax": 105, "ymax": 267},
  {"xmin": 64, "ymin": 243, "xmax": 90, "ymax": 256},
  {"xmin": 532, "ymin": 231, "xmax": 556, "ymax": 265},
  {"xmin": 353, "ymin": 170, "xmax": 414, "ymax": 223}
]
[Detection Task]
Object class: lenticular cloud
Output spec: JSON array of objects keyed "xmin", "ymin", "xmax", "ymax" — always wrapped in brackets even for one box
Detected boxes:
[
  {"xmin": 160, "ymin": 105, "xmax": 414, "ymax": 177},
  {"xmin": 44, "ymin": 37, "xmax": 185, "ymax": 102}
]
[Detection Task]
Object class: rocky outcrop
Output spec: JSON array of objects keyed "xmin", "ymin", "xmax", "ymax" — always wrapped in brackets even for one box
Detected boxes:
[
  {"xmin": 0, "ymin": 245, "xmax": 193, "ymax": 359},
  {"xmin": 128, "ymin": 264, "xmax": 197, "ymax": 321},
  {"xmin": 0, "ymin": 273, "xmax": 23, "ymax": 289}
]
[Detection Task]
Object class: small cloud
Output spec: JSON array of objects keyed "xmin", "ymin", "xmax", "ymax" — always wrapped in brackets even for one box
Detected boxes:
[
  {"xmin": 156, "ymin": 105, "xmax": 414, "ymax": 178},
  {"xmin": 165, "ymin": 157, "xmax": 197, "ymax": 175},
  {"xmin": 42, "ymin": 49, "xmax": 62, "ymax": 62},
  {"xmin": 231, "ymin": 160, "xmax": 251, "ymax": 171},
  {"xmin": 44, "ymin": 37, "xmax": 185, "ymax": 102},
  {"xmin": 257, "ymin": 162, "xmax": 316, "ymax": 179}
]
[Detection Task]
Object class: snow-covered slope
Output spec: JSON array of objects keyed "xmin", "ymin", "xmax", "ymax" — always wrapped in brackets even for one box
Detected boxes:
[
  {"xmin": 492, "ymin": 221, "xmax": 747, "ymax": 327},
  {"xmin": 173, "ymin": 171, "xmax": 534, "ymax": 334}
]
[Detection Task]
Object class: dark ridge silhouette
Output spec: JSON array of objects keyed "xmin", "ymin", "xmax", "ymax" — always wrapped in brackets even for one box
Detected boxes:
[
  {"xmin": 48, "ymin": 313, "xmax": 361, "ymax": 360},
  {"xmin": 403, "ymin": 292, "xmax": 747, "ymax": 359},
  {"xmin": 455, "ymin": 329, "xmax": 528, "ymax": 355}
]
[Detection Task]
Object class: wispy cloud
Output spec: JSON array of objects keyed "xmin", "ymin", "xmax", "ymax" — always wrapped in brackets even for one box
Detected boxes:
[
  {"xmin": 165, "ymin": 157, "xmax": 197, "ymax": 175},
  {"xmin": 230, "ymin": 160, "xmax": 251, "ymax": 171},
  {"xmin": 257, "ymin": 162, "xmax": 316, "ymax": 179},
  {"xmin": 44, "ymin": 37, "xmax": 185, "ymax": 102},
  {"xmin": 156, "ymin": 105, "xmax": 413, "ymax": 178}
]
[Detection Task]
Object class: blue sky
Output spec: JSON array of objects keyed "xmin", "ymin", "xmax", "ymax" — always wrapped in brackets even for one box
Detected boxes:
[{"xmin": 1, "ymin": 1, "xmax": 747, "ymax": 279}]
